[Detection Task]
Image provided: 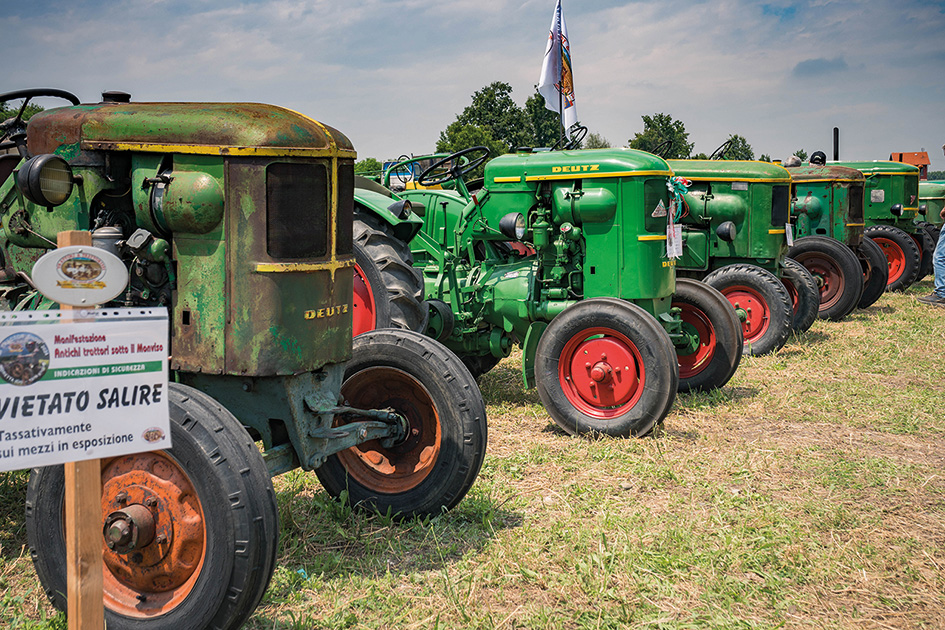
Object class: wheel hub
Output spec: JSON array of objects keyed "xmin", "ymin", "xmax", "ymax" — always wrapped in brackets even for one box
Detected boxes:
[{"xmin": 103, "ymin": 504, "xmax": 155, "ymax": 554}]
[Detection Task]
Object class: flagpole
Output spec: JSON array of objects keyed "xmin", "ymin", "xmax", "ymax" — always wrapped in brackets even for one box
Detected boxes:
[{"xmin": 557, "ymin": 7, "xmax": 565, "ymax": 145}]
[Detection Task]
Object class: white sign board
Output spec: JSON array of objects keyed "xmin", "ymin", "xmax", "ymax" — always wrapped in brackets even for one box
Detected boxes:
[{"xmin": 0, "ymin": 308, "xmax": 170, "ymax": 471}]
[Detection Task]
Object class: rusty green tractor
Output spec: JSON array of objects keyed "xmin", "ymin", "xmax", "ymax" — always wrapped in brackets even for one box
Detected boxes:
[
  {"xmin": 784, "ymin": 160, "xmax": 888, "ymax": 312},
  {"xmin": 832, "ymin": 160, "xmax": 930, "ymax": 291},
  {"xmin": 667, "ymin": 158, "xmax": 832, "ymax": 355},
  {"xmin": 353, "ymin": 145, "xmax": 744, "ymax": 439},
  {"xmin": 0, "ymin": 89, "xmax": 487, "ymax": 630}
]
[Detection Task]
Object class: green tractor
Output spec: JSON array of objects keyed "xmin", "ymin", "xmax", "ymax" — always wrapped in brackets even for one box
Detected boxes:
[
  {"xmin": 354, "ymin": 145, "xmax": 744, "ymax": 439},
  {"xmin": 666, "ymin": 158, "xmax": 827, "ymax": 355},
  {"xmin": 0, "ymin": 89, "xmax": 487, "ymax": 630},
  {"xmin": 785, "ymin": 160, "xmax": 888, "ymax": 312},
  {"xmin": 918, "ymin": 179, "xmax": 945, "ymax": 244},
  {"xmin": 832, "ymin": 160, "xmax": 931, "ymax": 291}
]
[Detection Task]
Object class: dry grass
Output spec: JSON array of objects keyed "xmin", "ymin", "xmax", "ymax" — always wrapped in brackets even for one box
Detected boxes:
[{"xmin": 1, "ymin": 280, "xmax": 943, "ymax": 629}]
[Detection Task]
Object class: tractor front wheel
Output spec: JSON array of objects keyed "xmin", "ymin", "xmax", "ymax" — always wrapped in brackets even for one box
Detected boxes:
[
  {"xmin": 856, "ymin": 236, "xmax": 888, "ymax": 309},
  {"xmin": 780, "ymin": 257, "xmax": 819, "ymax": 333},
  {"xmin": 315, "ymin": 330, "xmax": 487, "ymax": 517},
  {"xmin": 672, "ymin": 278, "xmax": 743, "ymax": 392},
  {"xmin": 534, "ymin": 298, "xmax": 678, "ymax": 437},
  {"xmin": 788, "ymin": 235, "xmax": 864, "ymax": 321},
  {"xmin": 704, "ymin": 264, "xmax": 793, "ymax": 356},
  {"xmin": 353, "ymin": 209, "xmax": 428, "ymax": 334},
  {"xmin": 865, "ymin": 224, "xmax": 921, "ymax": 291},
  {"xmin": 26, "ymin": 384, "xmax": 278, "ymax": 630},
  {"xmin": 911, "ymin": 228, "xmax": 936, "ymax": 280}
]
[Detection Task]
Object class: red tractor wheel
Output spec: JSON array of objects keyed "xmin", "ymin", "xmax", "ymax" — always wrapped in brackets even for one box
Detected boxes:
[
  {"xmin": 352, "ymin": 209, "xmax": 428, "ymax": 335},
  {"xmin": 534, "ymin": 298, "xmax": 678, "ymax": 437},
  {"xmin": 855, "ymin": 236, "xmax": 888, "ymax": 309},
  {"xmin": 704, "ymin": 264, "xmax": 792, "ymax": 357},
  {"xmin": 315, "ymin": 330, "xmax": 487, "ymax": 517},
  {"xmin": 671, "ymin": 278, "xmax": 743, "ymax": 393},
  {"xmin": 780, "ymin": 257, "xmax": 819, "ymax": 333},
  {"xmin": 26, "ymin": 384, "xmax": 278, "ymax": 630},
  {"xmin": 865, "ymin": 225, "xmax": 921, "ymax": 292},
  {"xmin": 788, "ymin": 235, "xmax": 864, "ymax": 321}
]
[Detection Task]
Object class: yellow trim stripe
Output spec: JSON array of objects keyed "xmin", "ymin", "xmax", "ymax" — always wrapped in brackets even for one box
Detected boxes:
[
  {"xmin": 768, "ymin": 229, "xmax": 786, "ymax": 234},
  {"xmin": 846, "ymin": 223, "xmax": 866, "ymax": 227},
  {"xmin": 255, "ymin": 260, "xmax": 355, "ymax": 273},
  {"xmin": 683, "ymin": 176, "xmax": 792, "ymax": 184},
  {"xmin": 525, "ymin": 170, "xmax": 672, "ymax": 182},
  {"xmin": 83, "ymin": 141, "xmax": 356, "ymax": 159},
  {"xmin": 493, "ymin": 176, "xmax": 521, "ymax": 183},
  {"xmin": 638, "ymin": 235, "xmax": 667, "ymax": 241}
]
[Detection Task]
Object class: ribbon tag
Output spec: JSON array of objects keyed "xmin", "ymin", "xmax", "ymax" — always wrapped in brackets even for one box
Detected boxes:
[
  {"xmin": 785, "ymin": 223, "xmax": 795, "ymax": 247},
  {"xmin": 666, "ymin": 224, "xmax": 683, "ymax": 259}
]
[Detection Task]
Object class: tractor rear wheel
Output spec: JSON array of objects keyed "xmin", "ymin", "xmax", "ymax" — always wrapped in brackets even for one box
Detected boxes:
[
  {"xmin": 911, "ymin": 227, "xmax": 936, "ymax": 280},
  {"xmin": 856, "ymin": 236, "xmax": 888, "ymax": 309},
  {"xmin": 315, "ymin": 330, "xmax": 487, "ymax": 517},
  {"xmin": 353, "ymin": 209, "xmax": 428, "ymax": 334},
  {"xmin": 704, "ymin": 264, "xmax": 793, "ymax": 356},
  {"xmin": 672, "ymin": 278, "xmax": 743, "ymax": 393},
  {"xmin": 865, "ymin": 224, "xmax": 921, "ymax": 291},
  {"xmin": 26, "ymin": 384, "xmax": 278, "ymax": 630},
  {"xmin": 919, "ymin": 221, "xmax": 941, "ymax": 245},
  {"xmin": 534, "ymin": 298, "xmax": 678, "ymax": 437},
  {"xmin": 780, "ymin": 257, "xmax": 819, "ymax": 333},
  {"xmin": 788, "ymin": 235, "xmax": 864, "ymax": 321}
]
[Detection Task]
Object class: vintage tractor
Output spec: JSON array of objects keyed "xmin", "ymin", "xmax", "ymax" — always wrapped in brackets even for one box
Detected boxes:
[
  {"xmin": 832, "ymin": 160, "xmax": 930, "ymax": 291},
  {"xmin": 918, "ymin": 179, "xmax": 945, "ymax": 244},
  {"xmin": 0, "ymin": 89, "xmax": 487, "ymax": 630},
  {"xmin": 354, "ymin": 146, "xmax": 744, "ymax": 439},
  {"xmin": 666, "ymin": 158, "xmax": 828, "ymax": 355},
  {"xmin": 785, "ymin": 161, "xmax": 888, "ymax": 311}
]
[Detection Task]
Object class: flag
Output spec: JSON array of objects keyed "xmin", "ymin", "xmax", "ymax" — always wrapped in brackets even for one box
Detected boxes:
[{"xmin": 537, "ymin": 0, "xmax": 577, "ymax": 134}]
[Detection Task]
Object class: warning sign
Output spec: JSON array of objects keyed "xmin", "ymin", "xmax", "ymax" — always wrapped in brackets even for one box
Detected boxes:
[{"xmin": 0, "ymin": 308, "xmax": 170, "ymax": 471}]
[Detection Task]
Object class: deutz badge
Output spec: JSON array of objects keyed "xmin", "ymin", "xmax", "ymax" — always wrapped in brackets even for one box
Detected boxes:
[{"xmin": 652, "ymin": 200, "xmax": 667, "ymax": 217}]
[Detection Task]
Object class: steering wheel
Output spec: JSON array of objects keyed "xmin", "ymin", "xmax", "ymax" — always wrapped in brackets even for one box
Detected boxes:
[
  {"xmin": 393, "ymin": 154, "xmax": 412, "ymax": 186},
  {"xmin": 709, "ymin": 139, "xmax": 734, "ymax": 160},
  {"xmin": 650, "ymin": 138, "xmax": 672, "ymax": 158},
  {"xmin": 0, "ymin": 88, "xmax": 80, "ymax": 150},
  {"xmin": 417, "ymin": 146, "xmax": 490, "ymax": 187},
  {"xmin": 550, "ymin": 125, "xmax": 588, "ymax": 151}
]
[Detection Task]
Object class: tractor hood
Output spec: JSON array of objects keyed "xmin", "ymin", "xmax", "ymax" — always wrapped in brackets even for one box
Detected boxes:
[
  {"xmin": 832, "ymin": 161, "xmax": 919, "ymax": 176},
  {"xmin": 485, "ymin": 147, "xmax": 671, "ymax": 185},
  {"xmin": 27, "ymin": 101, "xmax": 355, "ymax": 158},
  {"xmin": 786, "ymin": 164, "xmax": 865, "ymax": 184},
  {"xmin": 666, "ymin": 160, "xmax": 791, "ymax": 183}
]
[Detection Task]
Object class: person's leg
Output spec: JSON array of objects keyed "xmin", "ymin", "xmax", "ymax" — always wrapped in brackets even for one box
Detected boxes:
[{"xmin": 934, "ymin": 228, "xmax": 945, "ymax": 298}]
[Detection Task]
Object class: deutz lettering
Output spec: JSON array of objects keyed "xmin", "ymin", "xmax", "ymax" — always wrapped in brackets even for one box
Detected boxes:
[
  {"xmin": 304, "ymin": 304, "xmax": 350, "ymax": 320},
  {"xmin": 551, "ymin": 165, "xmax": 601, "ymax": 173}
]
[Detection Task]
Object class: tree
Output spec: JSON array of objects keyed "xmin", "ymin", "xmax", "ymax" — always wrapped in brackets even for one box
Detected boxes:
[
  {"xmin": 793, "ymin": 149, "xmax": 808, "ymax": 162},
  {"xmin": 354, "ymin": 157, "xmax": 382, "ymax": 175},
  {"xmin": 0, "ymin": 100, "xmax": 44, "ymax": 122},
  {"xmin": 525, "ymin": 90, "xmax": 561, "ymax": 149},
  {"xmin": 760, "ymin": 153, "xmax": 772, "ymax": 163},
  {"xmin": 584, "ymin": 132, "xmax": 610, "ymax": 149},
  {"xmin": 929, "ymin": 170, "xmax": 945, "ymax": 180},
  {"xmin": 628, "ymin": 113, "xmax": 693, "ymax": 159},
  {"xmin": 452, "ymin": 82, "xmax": 530, "ymax": 153},
  {"xmin": 435, "ymin": 122, "xmax": 505, "ymax": 180},
  {"xmin": 715, "ymin": 134, "xmax": 754, "ymax": 160}
]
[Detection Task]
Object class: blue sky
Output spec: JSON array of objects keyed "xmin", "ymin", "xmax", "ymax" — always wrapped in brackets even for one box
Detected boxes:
[{"xmin": 5, "ymin": 0, "xmax": 945, "ymax": 170}]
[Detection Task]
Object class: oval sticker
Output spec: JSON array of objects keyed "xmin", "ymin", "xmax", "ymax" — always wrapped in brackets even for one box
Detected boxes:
[{"xmin": 32, "ymin": 245, "xmax": 129, "ymax": 306}]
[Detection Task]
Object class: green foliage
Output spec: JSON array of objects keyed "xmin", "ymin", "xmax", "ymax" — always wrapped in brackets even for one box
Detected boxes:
[
  {"xmin": 584, "ymin": 132, "xmax": 610, "ymax": 149},
  {"xmin": 435, "ymin": 121, "xmax": 506, "ymax": 179},
  {"xmin": 716, "ymin": 134, "xmax": 754, "ymax": 160},
  {"xmin": 450, "ymin": 81, "xmax": 530, "ymax": 153},
  {"xmin": 524, "ymin": 90, "xmax": 561, "ymax": 149},
  {"xmin": 759, "ymin": 153, "xmax": 772, "ymax": 163},
  {"xmin": 691, "ymin": 152, "xmax": 709, "ymax": 160},
  {"xmin": 793, "ymin": 149, "xmax": 808, "ymax": 162},
  {"xmin": 628, "ymin": 113, "xmax": 694, "ymax": 159},
  {"xmin": 354, "ymin": 157, "xmax": 382, "ymax": 175},
  {"xmin": 928, "ymin": 170, "xmax": 945, "ymax": 180},
  {"xmin": 0, "ymin": 101, "xmax": 44, "ymax": 123}
]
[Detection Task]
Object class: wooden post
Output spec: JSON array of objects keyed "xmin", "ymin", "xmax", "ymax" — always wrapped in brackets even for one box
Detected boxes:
[{"xmin": 59, "ymin": 230, "xmax": 105, "ymax": 630}]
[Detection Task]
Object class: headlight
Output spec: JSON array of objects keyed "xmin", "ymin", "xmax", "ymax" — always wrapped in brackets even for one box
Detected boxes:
[
  {"xmin": 499, "ymin": 213, "xmax": 526, "ymax": 240},
  {"xmin": 387, "ymin": 199, "xmax": 412, "ymax": 219},
  {"xmin": 890, "ymin": 203, "xmax": 903, "ymax": 217},
  {"xmin": 15, "ymin": 154, "xmax": 75, "ymax": 207}
]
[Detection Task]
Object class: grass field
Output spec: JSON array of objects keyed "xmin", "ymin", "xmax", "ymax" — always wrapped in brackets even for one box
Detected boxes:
[{"xmin": 1, "ymin": 280, "xmax": 943, "ymax": 629}]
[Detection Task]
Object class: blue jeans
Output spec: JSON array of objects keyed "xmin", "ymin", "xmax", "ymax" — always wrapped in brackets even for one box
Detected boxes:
[{"xmin": 934, "ymin": 227, "xmax": 945, "ymax": 298}]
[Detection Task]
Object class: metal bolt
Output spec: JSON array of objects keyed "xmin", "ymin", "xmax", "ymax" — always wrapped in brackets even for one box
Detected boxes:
[
  {"xmin": 145, "ymin": 497, "xmax": 157, "ymax": 507},
  {"xmin": 115, "ymin": 492, "xmax": 128, "ymax": 504},
  {"xmin": 108, "ymin": 541, "xmax": 115, "ymax": 550},
  {"xmin": 155, "ymin": 534, "xmax": 167, "ymax": 545}
]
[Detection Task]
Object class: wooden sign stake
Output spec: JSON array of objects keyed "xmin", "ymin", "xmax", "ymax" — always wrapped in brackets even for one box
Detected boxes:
[{"xmin": 59, "ymin": 230, "xmax": 105, "ymax": 630}]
